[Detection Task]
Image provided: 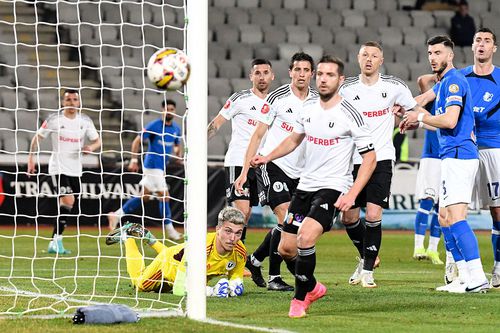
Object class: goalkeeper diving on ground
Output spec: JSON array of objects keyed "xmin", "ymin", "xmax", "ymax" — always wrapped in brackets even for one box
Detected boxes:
[{"xmin": 106, "ymin": 206, "xmax": 247, "ymax": 297}]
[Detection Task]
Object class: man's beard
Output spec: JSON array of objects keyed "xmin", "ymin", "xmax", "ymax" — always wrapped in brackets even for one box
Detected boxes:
[{"xmin": 433, "ymin": 61, "xmax": 447, "ymax": 75}]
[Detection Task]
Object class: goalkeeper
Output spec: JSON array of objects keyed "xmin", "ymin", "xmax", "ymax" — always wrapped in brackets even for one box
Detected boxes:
[{"xmin": 106, "ymin": 206, "xmax": 247, "ymax": 297}]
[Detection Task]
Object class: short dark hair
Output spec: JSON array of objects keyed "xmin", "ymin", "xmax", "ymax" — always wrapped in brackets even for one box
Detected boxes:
[
  {"xmin": 63, "ymin": 89, "xmax": 79, "ymax": 95},
  {"xmin": 289, "ymin": 52, "xmax": 314, "ymax": 71},
  {"xmin": 251, "ymin": 58, "xmax": 272, "ymax": 68},
  {"xmin": 361, "ymin": 41, "xmax": 383, "ymax": 52},
  {"xmin": 317, "ymin": 55, "xmax": 344, "ymax": 76},
  {"xmin": 161, "ymin": 99, "xmax": 176, "ymax": 108},
  {"xmin": 427, "ymin": 35, "xmax": 454, "ymax": 49},
  {"xmin": 476, "ymin": 27, "xmax": 497, "ymax": 45}
]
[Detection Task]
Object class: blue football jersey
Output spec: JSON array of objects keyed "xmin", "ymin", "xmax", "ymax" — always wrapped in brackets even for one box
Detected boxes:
[
  {"xmin": 142, "ymin": 119, "xmax": 181, "ymax": 170},
  {"xmin": 421, "ymin": 101, "xmax": 440, "ymax": 159},
  {"xmin": 460, "ymin": 65, "xmax": 500, "ymax": 149},
  {"xmin": 432, "ymin": 68, "xmax": 478, "ymax": 160}
]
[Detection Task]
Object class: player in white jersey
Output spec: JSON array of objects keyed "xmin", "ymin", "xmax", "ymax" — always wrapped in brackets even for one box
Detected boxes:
[
  {"xmin": 235, "ymin": 52, "xmax": 317, "ymax": 291},
  {"xmin": 252, "ymin": 56, "xmax": 376, "ymax": 318},
  {"xmin": 27, "ymin": 89, "xmax": 101, "ymax": 254},
  {"xmin": 207, "ymin": 59, "xmax": 274, "ymax": 287},
  {"xmin": 338, "ymin": 41, "xmax": 418, "ymax": 288}
]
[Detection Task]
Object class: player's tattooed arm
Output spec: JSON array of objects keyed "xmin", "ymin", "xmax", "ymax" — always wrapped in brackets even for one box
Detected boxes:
[{"xmin": 207, "ymin": 114, "xmax": 226, "ymax": 140}]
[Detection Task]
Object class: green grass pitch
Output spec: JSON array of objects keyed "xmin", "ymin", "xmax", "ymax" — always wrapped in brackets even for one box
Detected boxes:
[{"xmin": 0, "ymin": 227, "xmax": 499, "ymax": 332}]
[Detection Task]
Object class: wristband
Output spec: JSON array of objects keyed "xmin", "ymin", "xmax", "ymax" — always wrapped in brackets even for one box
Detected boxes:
[
  {"xmin": 418, "ymin": 121, "xmax": 424, "ymax": 128},
  {"xmin": 417, "ymin": 113, "xmax": 425, "ymax": 122}
]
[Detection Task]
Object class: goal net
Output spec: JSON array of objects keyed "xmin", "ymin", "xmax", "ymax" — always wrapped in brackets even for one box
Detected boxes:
[{"xmin": 0, "ymin": 0, "xmax": 207, "ymax": 319}]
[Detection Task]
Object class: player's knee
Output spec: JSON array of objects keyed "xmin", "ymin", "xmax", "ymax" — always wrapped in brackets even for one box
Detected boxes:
[
  {"xmin": 365, "ymin": 209, "xmax": 382, "ymax": 222},
  {"xmin": 278, "ymin": 242, "xmax": 296, "ymax": 260},
  {"xmin": 296, "ymin": 231, "xmax": 315, "ymax": 249},
  {"xmin": 341, "ymin": 214, "xmax": 358, "ymax": 226},
  {"xmin": 491, "ymin": 207, "xmax": 500, "ymax": 221}
]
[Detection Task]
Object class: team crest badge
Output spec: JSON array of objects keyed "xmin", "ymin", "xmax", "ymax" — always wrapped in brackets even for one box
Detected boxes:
[
  {"xmin": 226, "ymin": 261, "xmax": 236, "ymax": 270},
  {"xmin": 261, "ymin": 103, "xmax": 270, "ymax": 114},
  {"xmin": 286, "ymin": 212, "xmax": 294, "ymax": 224},
  {"xmin": 483, "ymin": 92, "xmax": 493, "ymax": 102},
  {"xmin": 448, "ymin": 84, "xmax": 459, "ymax": 93},
  {"xmin": 223, "ymin": 100, "xmax": 231, "ymax": 109}
]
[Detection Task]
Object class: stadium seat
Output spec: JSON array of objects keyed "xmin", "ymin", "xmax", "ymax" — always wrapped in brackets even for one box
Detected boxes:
[
  {"xmin": 126, "ymin": 2, "xmax": 154, "ymax": 25},
  {"xmin": 283, "ymin": 0, "xmax": 306, "ymax": 10},
  {"xmin": 261, "ymin": 1, "xmax": 283, "ymax": 9},
  {"xmin": 272, "ymin": 60, "xmax": 291, "ymax": 79},
  {"xmin": 330, "ymin": 0, "xmax": 352, "ymax": 11},
  {"xmin": 208, "ymin": 59, "xmax": 218, "ymax": 78},
  {"xmin": 365, "ymin": 11, "xmax": 389, "ymax": 28},
  {"xmin": 209, "ymin": 43, "xmax": 228, "ymax": 60},
  {"xmin": 342, "ymin": 10, "xmax": 366, "ymax": 28},
  {"xmin": 344, "ymin": 61, "xmax": 361, "ymax": 77},
  {"xmin": 318, "ymin": 11, "xmax": 343, "ymax": 28},
  {"xmin": 121, "ymin": 25, "xmax": 143, "ymax": 47},
  {"xmin": 216, "ymin": 60, "xmax": 243, "ymax": 78},
  {"xmin": 388, "ymin": 10, "xmax": 412, "ymax": 28},
  {"xmin": 79, "ymin": 24, "xmax": 99, "ymax": 45},
  {"xmin": 229, "ymin": 78, "xmax": 249, "ymax": 93},
  {"xmin": 323, "ymin": 43, "xmax": 348, "ymax": 61},
  {"xmin": 286, "ymin": 25, "xmax": 310, "ymax": 44},
  {"xmin": 57, "ymin": 1, "xmax": 79, "ymax": 23},
  {"xmin": 384, "ymin": 62, "xmax": 410, "ymax": 81},
  {"xmin": 254, "ymin": 44, "xmax": 279, "ymax": 60},
  {"xmin": 334, "ymin": 29, "xmax": 357, "ymax": 45},
  {"xmin": 228, "ymin": 43, "xmax": 253, "ymax": 61},
  {"xmin": 463, "ymin": 46, "xmax": 474, "ymax": 64},
  {"xmin": 226, "ymin": 7, "xmax": 250, "ymax": 25},
  {"xmin": 491, "ymin": 0, "xmax": 500, "ymax": 13},
  {"xmin": 101, "ymin": 2, "xmax": 122, "ymax": 24},
  {"xmin": 432, "ymin": 10, "xmax": 454, "ymax": 29},
  {"xmin": 393, "ymin": 45, "xmax": 419, "ymax": 63},
  {"xmin": 353, "ymin": 0, "xmax": 375, "ymax": 11},
  {"xmin": 468, "ymin": 0, "xmax": 489, "ymax": 15},
  {"xmin": 209, "ymin": 7, "xmax": 226, "ymax": 27},
  {"xmin": 425, "ymin": 27, "xmax": 448, "ymax": 39},
  {"xmin": 356, "ymin": 27, "xmax": 380, "ymax": 44},
  {"xmin": 272, "ymin": 9, "xmax": 296, "ymax": 26},
  {"xmin": 296, "ymin": 9, "xmax": 320, "ymax": 26},
  {"xmin": 403, "ymin": 27, "xmax": 428, "ymax": 47},
  {"xmin": 379, "ymin": 27, "xmax": 404, "ymax": 47},
  {"xmin": 410, "ymin": 10, "xmax": 435, "ymax": 29},
  {"xmin": 213, "ymin": 0, "xmax": 236, "ymax": 8},
  {"xmin": 309, "ymin": 26, "xmax": 334, "ymax": 45},
  {"xmin": 376, "ymin": 0, "xmax": 398, "ymax": 12},
  {"xmin": 208, "ymin": 95, "xmax": 222, "ymax": 119},
  {"xmin": 15, "ymin": 67, "xmax": 38, "ymax": 89},
  {"xmin": 262, "ymin": 25, "xmax": 287, "ymax": 45},
  {"xmin": 306, "ymin": 0, "xmax": 329, "ymax": 10},
  {"xmin": 3, "ymin": 137, "xmax": 29, "ymax": 154},
  {"xmin": 249, "ymin": 8, "xmax": 273, "ymax": 26},
  {"xmin": 32, "ymin": 91, "xmax": 60, "ymax": 111},
  {"xmin": 152, "ymin": 7, "xmax": 176, "ymax": 26},
  {"xmin": 409, "ymin": 62, "xmax": 430, "ymax": 81},
  {"xmin": 208, "ymin": 134, "xmax": 227, "ymax": 158},
  {"xmin": 236, "ymin": 0, "xmax": 259, "ymax": 8},
  {"xmin": 15, "ymin": 109, "xmax": 39, "ymax": 140},
  {"xmin": 380, "ymin": 45, "xmax": 396, "ymax": 62},
  {"xmin": 278, "ymin": 43, "xmax": 301, "ymax": 62},
  {"xmin": 209, "ymin": 78, "xmax": 232, "ymax": 97},
  {"xmin": 79, "ymin": 2, "xmax": 100, "ymax": 24},
  {"xmin": 452, "ymin": 47, "xmax": 466, "ymax": 65},
  {"xmin": 301, "ymin": 44, "xmax": 324, "ymax": 62},
  {"xmin": 124, "ymin": 49, "xmax": 146, "ymax": 68},
  {"xmin": 239, "ymin": 24, "xmax": 263, "ymax": 44},
  {"xmin": 214, "ymin": 25, "xmax": 239, "ymax": 44}
]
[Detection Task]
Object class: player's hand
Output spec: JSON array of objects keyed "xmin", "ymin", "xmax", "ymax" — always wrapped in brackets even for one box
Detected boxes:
[
  {"xmin": 128, "ymin": 160, "xmax": 139, "ymax": 172},
  {"xmin": 208, "ymin": 278, "xmax": 229, "ymax": 298},
  {"xmin": 250, "ymin": 155, "xmax": 268, "ymax": 167},
  {"xmin": 334, "ymin": 193, "xmax": 356, "ymax": 212},
  {"xmin": 27, "ymin": 158, "xmax": 36, "ymax": 176},
  {"xmin": 399, "ymin": 119, "xmax": 419, "ymax": 134},
  {"xmin": 392, "ymin": 104, "xmax": 405, "ymax": 118},
  {"xmin": 229, "ymin": 278, "xmax": 244, "ymax": 297},
  {"xmin": 234, "ymin": 174, "xmax": 247, "ymax": 195},
  {"xmin": 82, "ymin": 145, "xmax": 93, "ymax": 154}
]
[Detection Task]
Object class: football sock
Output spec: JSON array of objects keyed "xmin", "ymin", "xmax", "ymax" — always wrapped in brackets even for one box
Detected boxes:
[
  {"xmin": 441, "ymin": 226, "xmax": 463, "ymax": 262},
  {"xmin": 124, "ymin": 238, "xmax": 144, "ymax": 283},
  {"xmin": 492, "ymin": 221, "xmax": 500, "ymax": 263},
  {"xmin": 345, "ymin": 218, "xmax": 365, "ymax": 258},
  {"xmin": 252, "ymin": 229, "xmax": 272, "ymax": 263},
  {"xmin": 52, "ymin": 205, "xmax": 71, "ymax": 237},
  {"xmin": 428, "ymin": 207, "xmax": 441, "ymax": 251},
  {"xmin": 268, "ymin": 225, "xmax": 284, "ymax": 276},
  {"xmin": 414, "ymin": 199, "xmax": 433, "ymax": 248},
  {"xmin": 451, "ymin": 220, "xmax": 480, "ymax": 261},
  {"xmin": 159, "ymin": 201, "xmax": 172, "ymax": 224},
  {"xmin": 363, "ymin": 220, "xmax": 381, "ymax": 271},
  {"xmin": 250, "ymin": 254, "xmax": 263, "ymax": 267},
  {"xmin": 284, "ymin": 255, "xmax": 297, "ymax": 275},
  {"xmin": 122, "ymin": 197, "xmax": 141, "ymax": 214},
  {"xmin": 295, "ymin": 246, "xmax": 317, "ymax": 301}
]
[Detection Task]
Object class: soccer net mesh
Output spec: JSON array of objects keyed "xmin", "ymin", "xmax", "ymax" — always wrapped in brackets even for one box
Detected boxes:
[{"xmin": 0, "ymin": 0, "xmax": 191, "ymax": 317}]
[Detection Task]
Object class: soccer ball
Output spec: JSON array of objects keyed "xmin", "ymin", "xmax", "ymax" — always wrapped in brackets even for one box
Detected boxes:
[{"xmin": 147, "ymin": 48, "xmax": 190, "ymax": 91}]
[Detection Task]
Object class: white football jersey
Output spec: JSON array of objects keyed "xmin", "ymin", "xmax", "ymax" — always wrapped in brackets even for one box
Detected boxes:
[
  {"xmin": 219, "ymin": 89, "xmax": 266, "ymax": 167},
  {"xmin": 295, "ymin": 96, "xmax": 374, "ymax": 192},
  {"xmin": 38, "ymin": 112, "xmax": 99, "ymax": 177},
  {"xmin": 339, "ymin": 74, "xmax": 417, "ymax": 163},
  {"xmin": 258, "ymin": 84, "xmax": 318, "ymax": 179}
]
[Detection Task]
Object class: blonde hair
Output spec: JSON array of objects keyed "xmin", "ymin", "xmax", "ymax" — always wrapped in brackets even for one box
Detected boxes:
[{"xmin": 217, "ymin": 207, "xmax": 245, "ymax": 227}]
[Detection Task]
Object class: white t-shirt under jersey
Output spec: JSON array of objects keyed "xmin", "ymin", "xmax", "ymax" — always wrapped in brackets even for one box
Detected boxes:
[
  {"xmin": 339, "ymin": 74, "xmax": 417, "ymax": 164},
  {"xmin": 219, "ymin": 89, "xmax": 266, "ymax": 167},
  {"xmin": 258, "ymin": 84, "xmax": 318, "ymax": 179},
  {"xmin": 294, "ymin": 96, "xmax": 374, "ymax": 192},
  {"xmin": 38, "ymin": 112, "xmax": 99, "ymax": 177}
]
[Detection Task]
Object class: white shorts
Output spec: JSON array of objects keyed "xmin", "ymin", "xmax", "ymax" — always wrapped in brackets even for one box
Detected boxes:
[
  {"xmin": 439, "ymin": 158, "xmax": 478, "ymax": 208},
  {"xmin": 139, "ymin": 168, "xmax": 168, "ymax": 194},
  {"xmin": 415, "ymin": 158, "xmax": 441, "ymax": 202},
  {"xmin": 471, "ymin": 148, "xmax": 500, "ymax": 209}
]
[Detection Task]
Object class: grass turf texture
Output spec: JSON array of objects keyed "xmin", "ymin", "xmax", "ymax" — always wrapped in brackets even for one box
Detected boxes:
[{"xmin": 0, "ymin": 227, "xmax": 499, "ymax": 332}]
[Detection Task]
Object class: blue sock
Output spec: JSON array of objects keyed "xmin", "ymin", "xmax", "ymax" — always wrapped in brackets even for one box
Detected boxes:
[
  {"xmin": 492, "ymin": 221, "xmax": 500, "ymax": 262},
  {"xmin": 450, "ymin": 220, "xmax": 480, "ymax": 261},
  {"xmin": 414, "ymin": 199, "xmax": 433, "ymax": 236},
  {"xmin": 122, "ymin": 197, "xmax": 141, "ymax": 214},
  {"xmin": 430, "ymin": 210, "xmax": 441, "ymax": 238},
  {"xmin": 159, "ymin": 201, "xmax": 172, "ymax": 224},
  {"xmin": 441, "ymin": 226, "xmax": 464, "ymax": 261}
]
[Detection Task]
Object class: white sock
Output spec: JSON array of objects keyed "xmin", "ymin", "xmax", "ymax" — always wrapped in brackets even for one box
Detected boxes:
[
  {"xmin": 269, "ymin": 275, "xmax": 280, "ymax": 282},
  {"xmin": 361, "ymin": 269, "xmax": 373, "ymax": 275},
  {"xmin": 456, "ymin": 260, "xmax": 470, "ymax": 283},
  {"xmin": 115, "ymin": 208, "xmax": 124, "ymax": 217},
  {"xmin": 427, "ymin": 236, "xmax": 440, "ymax": 252},
  {"xmin": 445, "ymin": 251, "xmax": 455, "ymax": 264},
  {"xmin": 414, "ymin": 234, "xmax": 425, "ymax": 249},
  {"xmin": 466, "ymin": 258, "xmax": 487, "ymax": 284},
  {"xmin": 165, "ymin": 223, "xmax": 176, "ymax": 233},
  {"xmin": 250, "ymin": 254, "xmax": 262, "ymax": 267},
  {"xmin": 493, "ymin": 261, "xmax": 500, "ymax": 274}
]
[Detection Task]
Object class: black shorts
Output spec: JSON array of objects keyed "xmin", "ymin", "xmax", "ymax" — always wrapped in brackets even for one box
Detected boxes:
[
  {"xmin": 352, "ymin": 159, "xmax": 393, "ymax": 209},
  {"xmin": 255, "ymin": 161, "xmax": 299, "ymax": 210},
  {"xmin": 283, "ymin": 189, "xmax": 342, "ymax": 235},
  {"xmin": 52, "ymin": 174, "xmax": 80, "ymax": 197},
  {"xmin": 225, "ymin": 166, "xmax": 259, "ymax": 206}
]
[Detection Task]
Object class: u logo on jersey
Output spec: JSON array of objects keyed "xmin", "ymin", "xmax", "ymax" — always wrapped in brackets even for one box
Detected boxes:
[
  {"xmin": 381, "ymin": 92, "xmax": 387, "ymax": 98},
  {"xmin": 329, "ymin": 122, "xmax": 334, "ymax": 128}
]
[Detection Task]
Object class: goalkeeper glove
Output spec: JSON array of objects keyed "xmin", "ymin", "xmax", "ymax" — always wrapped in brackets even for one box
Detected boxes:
[
  {"xmin": 207, "ymin": 278, "xmax": 229, "ymax": 298},
  {"xmin": 229, "ymin": 278, "xmax": 244, "ymax": 297}
]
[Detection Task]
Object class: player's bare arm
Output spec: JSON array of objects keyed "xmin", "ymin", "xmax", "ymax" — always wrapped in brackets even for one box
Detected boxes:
[
  {"xmin": 207, "ymin": 114, "xmax": 227, "ymax": 140},
  {"xmin": 82, "ymin": 137, "xmax": 101, "ymax": 154},
  {"xmin": 403, "ymin": 104, "xmax": 460, "ymax": 130},
  {"xmin": 251, "ymin": 132, "xmax": 305, "ymax": 167},
  {"xmin": 234, "ymin": 121, "xmax": 268, "ymax": 193},
  {"xmin": 27, "ymin": 133, "xmax": 45, "ymax": 175},
  {"xmin": 335, "ymin": 150, "xmax": 376, "ymax": 212},
  {"xmin": 128, "ymin": 135, "xmax": 142, "ymax": 172}
]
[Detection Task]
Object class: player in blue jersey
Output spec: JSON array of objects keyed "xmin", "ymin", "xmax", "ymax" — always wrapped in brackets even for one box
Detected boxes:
[
  {"xmin": 401, "ymin": 35, "xmax": 489, "ymax": 293},
  {"xmin": 108, "ymin": 99, "xmax": 183, "ymax": 241},
  {"xmin": 412, "ymin": 75, "xmax": 443, "ymax": 265},
  {"xmin": 460, "ymin": 28, "xmax": 500, "ymax": 288}
]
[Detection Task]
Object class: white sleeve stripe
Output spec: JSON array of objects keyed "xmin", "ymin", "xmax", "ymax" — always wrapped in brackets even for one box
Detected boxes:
[{"xmin": 341, "ymin": 101, "xmax": 364, "ymax": 127}]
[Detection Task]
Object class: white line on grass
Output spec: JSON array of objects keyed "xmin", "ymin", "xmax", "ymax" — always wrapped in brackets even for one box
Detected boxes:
[{"xmin": 201, "ymin": 318, "xmax": 296, "ymax": 333}]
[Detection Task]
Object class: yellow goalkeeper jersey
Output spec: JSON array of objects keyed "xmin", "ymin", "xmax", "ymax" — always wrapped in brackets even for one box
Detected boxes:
[{"xmin": 138, "ymin": 232, "xmax": 246, "ymax": 292}]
